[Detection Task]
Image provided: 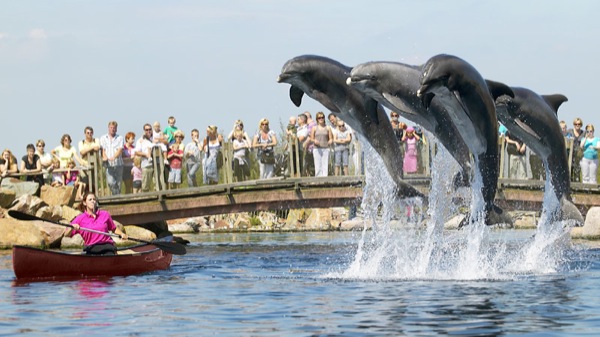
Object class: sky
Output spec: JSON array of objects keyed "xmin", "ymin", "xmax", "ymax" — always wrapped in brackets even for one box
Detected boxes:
[{"xmin": 1, "ymin": 0, "xmax": 599, "ymax": 158}]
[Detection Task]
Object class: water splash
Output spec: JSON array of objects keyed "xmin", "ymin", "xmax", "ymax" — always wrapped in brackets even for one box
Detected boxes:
[{"xmin": 330, "ymin": 138, "xmax": 573, "ymax": 281}]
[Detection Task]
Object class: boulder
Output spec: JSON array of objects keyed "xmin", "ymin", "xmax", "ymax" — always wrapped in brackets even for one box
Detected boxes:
[
  {"xmin": 168, "ymin": 222, "xmax": 200, "ymax": 233},
  {"xmin": 233, "ymin": 213, "xmax": 251, "ymax": 230},
  {"xmin": 304, "ymin": 208, "xmax": 333, "ymax": 230},
  {"xmin": 285, "ymin": 209, "xmax": 305, "ymax": 230},
  {"xmin": 9, "ymin": 195, "xmax": 47, "ymax": 216},
  {"xmin": 40, "ymin": 184, "xmax": 76, "ymax": 207},
  {"xmin": 339, "ymin": 217, "xmax": 368, "ymax": 231},
  {"xmin": 214, "ymin": 219, "xmax": 230, "ymax": 230},
  {"xmin": 61, "ymin": 234, "xmax": 85, "ymax": 249},
  {"xmin": 0, "ymin": 217, "xmax": 63, "ymax": 248},
  {"xmin": 444, "ymin": 214, "xmax": 465, "ymax": 230},
  {"xmin": 511, "ymin": 211, "xmax": 538, "ymax": 229},
  {"xmin": 35, "ymin": 205, "xmax": 65, "ymax": 223},
  {"xmin": 60, "ymin": 205, "xmax": 81, "ymax": 222},
  {"xmin": 0, "ymin": 178, "xmax": 39, "ymax": 198},
  {"xmin": 118, "ymin": 225, "xmax": 156, "ymax": 244},
  {"xmin": 574, "ymin": 207, "xmax": 600, "ymax": 240},
  {"xmin": 0, "ymin": 187, "xmax": 16, "ymax": 208}
]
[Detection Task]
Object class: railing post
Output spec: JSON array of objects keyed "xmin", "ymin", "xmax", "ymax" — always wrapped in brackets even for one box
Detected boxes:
[{"xmin": 223, "ymin": 141, "xmax": 233, "ymax": 184}]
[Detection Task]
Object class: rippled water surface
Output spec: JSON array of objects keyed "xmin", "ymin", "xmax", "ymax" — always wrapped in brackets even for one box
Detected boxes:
[{"xmin": 1, "ymin": 231, "xmax": 600, "ymax": 336}]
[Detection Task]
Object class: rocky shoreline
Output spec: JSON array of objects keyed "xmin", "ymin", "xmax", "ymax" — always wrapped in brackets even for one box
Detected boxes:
[{"xmin": 1, "ymin": 181, "xmax": 600, "ymax": 249}]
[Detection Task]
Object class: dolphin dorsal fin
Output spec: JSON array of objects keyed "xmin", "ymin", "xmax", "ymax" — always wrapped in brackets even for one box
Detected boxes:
[
  {"xmin": 542, "ymin": 94, "xmax": 568, "ymax": 114},
  {"xmin": 485, "ymin": 80, "xmax": 514, "ymax": 100}
]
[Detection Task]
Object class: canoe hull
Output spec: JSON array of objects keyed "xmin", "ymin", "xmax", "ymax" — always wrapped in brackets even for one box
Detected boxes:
[{"xmin": 12, "ymin": 244, "xmax": 173, "ymax": 280}]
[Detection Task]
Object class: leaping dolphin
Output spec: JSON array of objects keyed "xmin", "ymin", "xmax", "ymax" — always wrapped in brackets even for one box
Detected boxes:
[
  {"xmin": 417, "ymin": 54, "xmax": 513, "ymax": 227},
  {"xmin": 277, "ymin": 55, "xmax": 423, "ymax": 199},
  {"xmin": 347, "ymin": 61, "xmax": 472, "ymax": 187},
  {"xmin": 486, "ymin": 81, "xmax": 584, "ymax": 224}
]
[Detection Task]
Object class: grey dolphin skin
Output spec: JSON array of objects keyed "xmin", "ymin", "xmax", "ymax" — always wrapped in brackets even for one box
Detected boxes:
[
  {"xmin": 347, "ymin": 61, "xmax": 471, "ymax": 187},
  {"xmin": 417, "ymin": 54, "xmax": 513, "ymax": 227},
  {"xmin": 277, "ymin": 55, "xmax": 424, "ymax": 199},
  {"xmin": 486, "ymin": 81, "xmax": 584, "ymax": 224}
]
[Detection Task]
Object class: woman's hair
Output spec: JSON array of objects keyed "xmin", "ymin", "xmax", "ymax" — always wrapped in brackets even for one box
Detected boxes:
[
  {"xmin": 133, "ymin": 156, "xmax": 142, "ymax": 167},
  {"xmin": 585, "ymin": 124, "xmax": 595, "ymax": 132},
  {"xmin": 78, "ymin": 191, "xmax": 96, "ymax": 212},
  {"xmin": 61, "ymin": 134, "xmax": 72, "ymax": 144},
  {"xmin": 233, "ymin": 130, "xmax": 244, "ymax": 138},
  {"xmin": 573, "ymin": 117, "xmax": 583, "ymax": 125},
  {"xmin": 125, "ymin": 131, "xmax": 136, "ymax": 141},
  {"xmin": 258, "ymin": 118, "xmax": 269, "ymax": 129},
  {"xmin": 26, "ymin": 144, "xmax": 35, "ymax": 152},
  {"xmin": 2, "ymin": 149, "xmax": 16, "ymax": 165}
]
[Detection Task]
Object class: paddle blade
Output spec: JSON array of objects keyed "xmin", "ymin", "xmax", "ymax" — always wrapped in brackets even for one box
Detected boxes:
[
  {"xmin": 151, "ymin": 241, "xmax": 187, "ymax": 255},
  {"xmin": 8, "ymin": 210, "xmax": 41, "ymax": 221}
]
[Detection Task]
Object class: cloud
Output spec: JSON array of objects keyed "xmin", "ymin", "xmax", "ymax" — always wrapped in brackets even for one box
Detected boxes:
[{"xmin": 28, "ymin": 28, "xmax": 47, "ymax": 39}]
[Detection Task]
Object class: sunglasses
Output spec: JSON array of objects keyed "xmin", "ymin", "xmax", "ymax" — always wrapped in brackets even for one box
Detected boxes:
[
  {"xmin": 586, "ymin": 130, "xmax": 594, "ymax": 133},
  {"xmin": 144, "ymin": 128, "xmax": 152, "ymax": 131},
  {"xmin": 261, "ymin": 123, "xmax": 269, "ymax": 126},
  {"xmin": 574, "ymin": 123, "xmax": 582, "ymax": 126},
  {"xmin": 391, "ymin": 114, "xmax": 399, "ymax": 117},
  {"xmin": 317, "ymin": 116, "xmax": 325, "ymax": 119}
]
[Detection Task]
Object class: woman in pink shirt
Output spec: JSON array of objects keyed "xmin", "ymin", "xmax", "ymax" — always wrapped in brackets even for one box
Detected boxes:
[{"xmin": 64, "ymin": 192, "xmax": 128, "ymax": 255}]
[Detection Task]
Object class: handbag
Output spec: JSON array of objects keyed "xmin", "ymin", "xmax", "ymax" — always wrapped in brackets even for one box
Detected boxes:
[{"xmin": 260, "ymin": 149, "xmax": 275, "ymax": 164}]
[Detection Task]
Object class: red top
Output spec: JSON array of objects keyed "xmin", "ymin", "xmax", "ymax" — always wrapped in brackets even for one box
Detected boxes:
[{"xmin": 168, "ymin": 149, "xmax": 183, "ymax": 169}]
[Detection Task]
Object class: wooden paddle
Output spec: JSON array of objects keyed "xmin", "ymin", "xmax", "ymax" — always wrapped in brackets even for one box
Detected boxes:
[{"xmin": 8, "ymin": 210, "xmax": 187, "ymax": 255}]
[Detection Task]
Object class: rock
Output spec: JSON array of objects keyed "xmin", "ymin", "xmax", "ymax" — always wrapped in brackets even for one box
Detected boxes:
[
  {"xmin": 285, "ymin": 209, "xmax": 305, "ymax": 230},
  {"xmin": 61, "ymin": 234, "xmax": 85, "ymax": 248},
  {"xmin": 577, "ymin": 207, "xmax": 600, "ymax": 240},
  {"xmin": 304, "ymin": 208, "xmax": 333, "ymax": 230},
  {"xmin": 61, "ymin": 205, "xmax": 81, "ymax": 222},
  {"xmin": 214, "ymin": 219, "xmax": 230, "ymax": 230},
  {"xmin": 339, "ymin": 218, "xmax": 368, "ymax": 231},
  {"xmin": 168, "ymin": 222, "xmax": 200, "ymax": 233},
  {"xmin": 233, "ymin": 213, "xmax": 251, "ymax": 230},
  {"xmin": 40, "ymin": 184, "xmax": 76, "ymax": 207},
  {"xmin": 0, "ymin": 217, "xmax": 63, "ymax": 248},
  {"xmin": 9, "ymin": 194, "xmax": 48, "ymax": 216},
  {"xmin": 35, "ymin": 205, "xmax": 65, "ymax": 222},
  {"xmin": 444, "ymin": 214, "xmax": 465, "ymax": 229},
  {"xmin": 118, "ymin": 225, "xmax": 156, "ymax": 244},
  {"xmin": 511, "ymin": 211, "xmax": 538, "ymax": 229},
  {"xmin": 0, "ymin": 188, "xmax": 16, "ymax": 208},
  {"xmin": 0, "ymin": 178, "xmax": 40, "ymax": 198}
]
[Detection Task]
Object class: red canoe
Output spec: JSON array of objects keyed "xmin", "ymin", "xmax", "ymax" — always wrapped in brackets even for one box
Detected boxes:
[{"xmin": 12, "ymin": 244, "xmax": 173, "ymax": 280}]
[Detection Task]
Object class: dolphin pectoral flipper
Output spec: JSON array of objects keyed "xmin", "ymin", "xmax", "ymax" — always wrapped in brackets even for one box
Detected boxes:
[
  {"xmin": 514, "ymin": 119, "xmax": 542, "ymax": 141},
  {"xmin": 312, "ymin": 91, "xmax": 341, "ymax": 113},
  {"xmin": 485, "ymin": 80, "xmax": 514, "ymax": 100},
  {"xmin": 290, "ymin": 86, "xmax": 305, "ymax": 107},
  {"xmin": 560, "ymin": 196, "xmax": 584, "ymax": 225},
  {"xmin": 382, "ymin": 92, "xmax": 418, "ymax": 117}
]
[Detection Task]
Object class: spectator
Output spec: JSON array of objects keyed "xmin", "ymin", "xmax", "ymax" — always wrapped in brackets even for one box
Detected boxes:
[
  {"xmin": 35, "ymin": 139, "xmax": 54, "ymax": 184},
  {"xmin": 505, "ymin": 131, "xmax": 528, "ymax": 180},
  {"xmin": 232, "ymin": 129, "xmax": 251, "ymax": 181},
  {"xmin": 580, "ymin": 124, "xmax": 600, "ymax": 184},
  {"xmin": 0, "ymin": 149, "xmax": 18, "ymax": 177},
  {"xmin": 390, "ymin": 111, "xmax": 404, "ymax": 142},
  {"xmin": 227, "ymin": 120, "xmax": 251, "ymax": 142},
  {"xmin": 296, "ymin": 114, "xmax": 309, "ymax": 176},
  {"xmin": 184, "ymin": 129, "xmax": 202, "ymax": 187},
  {"xmin": 20, "ymin": 144, "xmax": 43, "ymax": 186},
  {"xmin": 327, "ymin": 113, "xmax": 337, "ymax": 128},
  {"xmin": 50, "ymin": 158, "xmax": 64, "ymax": 187},
  {"xmin": 52, "ymin": 134, "xmax": 83, "ymax": 168},
  {"xmin": 203, "ymin": 125, "xmax": 223, "ymax": 185},
  {"xmin": 286, "ymin": 116, "xmax": 299, "ymax": 177},
  {"xmin": 64, "ymin": 158, "xmax": 86, "ymax": 200},
  {"xmin": 559, "ymin": 120, "xmax": 570, "ymax": 138},
  {"xmin": 310, "ymin": 112, "xmax": 333, "ymax": 177},
  {"xmin": 134, "ymin": 124, "xmax": 155, "ymax": 192},
  {"xmin": 498, "ymin": 123, "xmax": 508, "ymax": 136},
  {"xmin": 402, "ymin": 127, "xmax": 420, "ymax": 174},
  {"xmin": 78, "ymin": 126, "xmax": 100, "ymax": 191},
  {"xmin": 303, "ymin": 111, "xmax": 316, "ymax": 176},
  {"xmin": 131, "ymin": 156, "xmax": 142, "ymax": 194},
  {"xmin": 569, "ymin": 117, "xmax": 585, "ymax": 182},
  {"xmin": 122, "ymin": 131, "xmax": 136, "ymax": 194},
  {"xmin": 152, "ymin": 121, "xmax": 169, "ymax": 152},
  {"xmin": 333, "ymin": 120, "xmax": 352, "ymax": 176},
  {"xmin": 78, "ymin": 126, "xmax": 101, "ymax": 166},
  {"xmin": 100, "ymin": 121, "xmax": 124, "ymax": 195},
  {"xmin": 167, "ymin": 132, "xmax": 184, "ymax": 189},
  {"xmin": 163, "ymin": 116, "xmax": 179, "ymax": 145},
  {"xmin": 252, "ymin": 118, "xmax": 277, "ymax": 179}
]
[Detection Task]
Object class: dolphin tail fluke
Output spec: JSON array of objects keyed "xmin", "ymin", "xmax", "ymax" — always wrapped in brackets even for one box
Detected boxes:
[{"xmin": 560, "ymin": 197, "xmax": 584, "ymax": 226}]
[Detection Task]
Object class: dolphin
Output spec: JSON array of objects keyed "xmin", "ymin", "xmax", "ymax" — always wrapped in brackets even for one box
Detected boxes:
[
  {"xmin": 417, "ymin": 54, "xmax": 513, "ymax": 227},
  {"xmin": 486, "ymin": 81, "xmax": 584, "ymax": 224},
  {"xmin": 347, "ymin": 61, "xmax": 472, "ymax": 187},
  {"xmin": 277, "ymin": 55, "xmax": 423, "ymax": 199}
]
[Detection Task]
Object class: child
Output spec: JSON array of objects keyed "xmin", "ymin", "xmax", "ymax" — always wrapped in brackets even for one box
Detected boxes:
[
  {"xmin": 50, "ymin": 158, "xmax": 64, "ymax": 187},
  {"xmin": 163, "ymin": 116, "xmax": 179, "ymax": 145},
  {"xmin": 64, "ymin": 159, "xmax": 86, "ymax": 199},
  {"xmin": 167, "ymin": 143, "xmax": 183, "ymax": 189},
  {"xmin": 232, "ymin": 130, "xmax": 250, "ymax": 181},
  {"xmin": 131, "ymin": 156, "xmax": 143, "ymax": 194}
]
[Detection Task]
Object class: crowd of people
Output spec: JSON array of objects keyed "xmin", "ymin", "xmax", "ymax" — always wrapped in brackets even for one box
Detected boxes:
[
  {"xmin": 499, "ymin": 117, "xmax": 600, "ymax": 184},
  {"xmin": 3, "ymin": 113, "xmax": 596, "ymax": 200}
]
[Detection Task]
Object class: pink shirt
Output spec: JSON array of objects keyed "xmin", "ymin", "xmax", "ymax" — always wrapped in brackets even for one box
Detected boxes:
[
  {"xmin": 131, "ymin": 166, "xmax": 142, "ymax": 181},
  {"xmin": 70, "ymin": 210, "xmax": 117, "ymax": 246}
]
